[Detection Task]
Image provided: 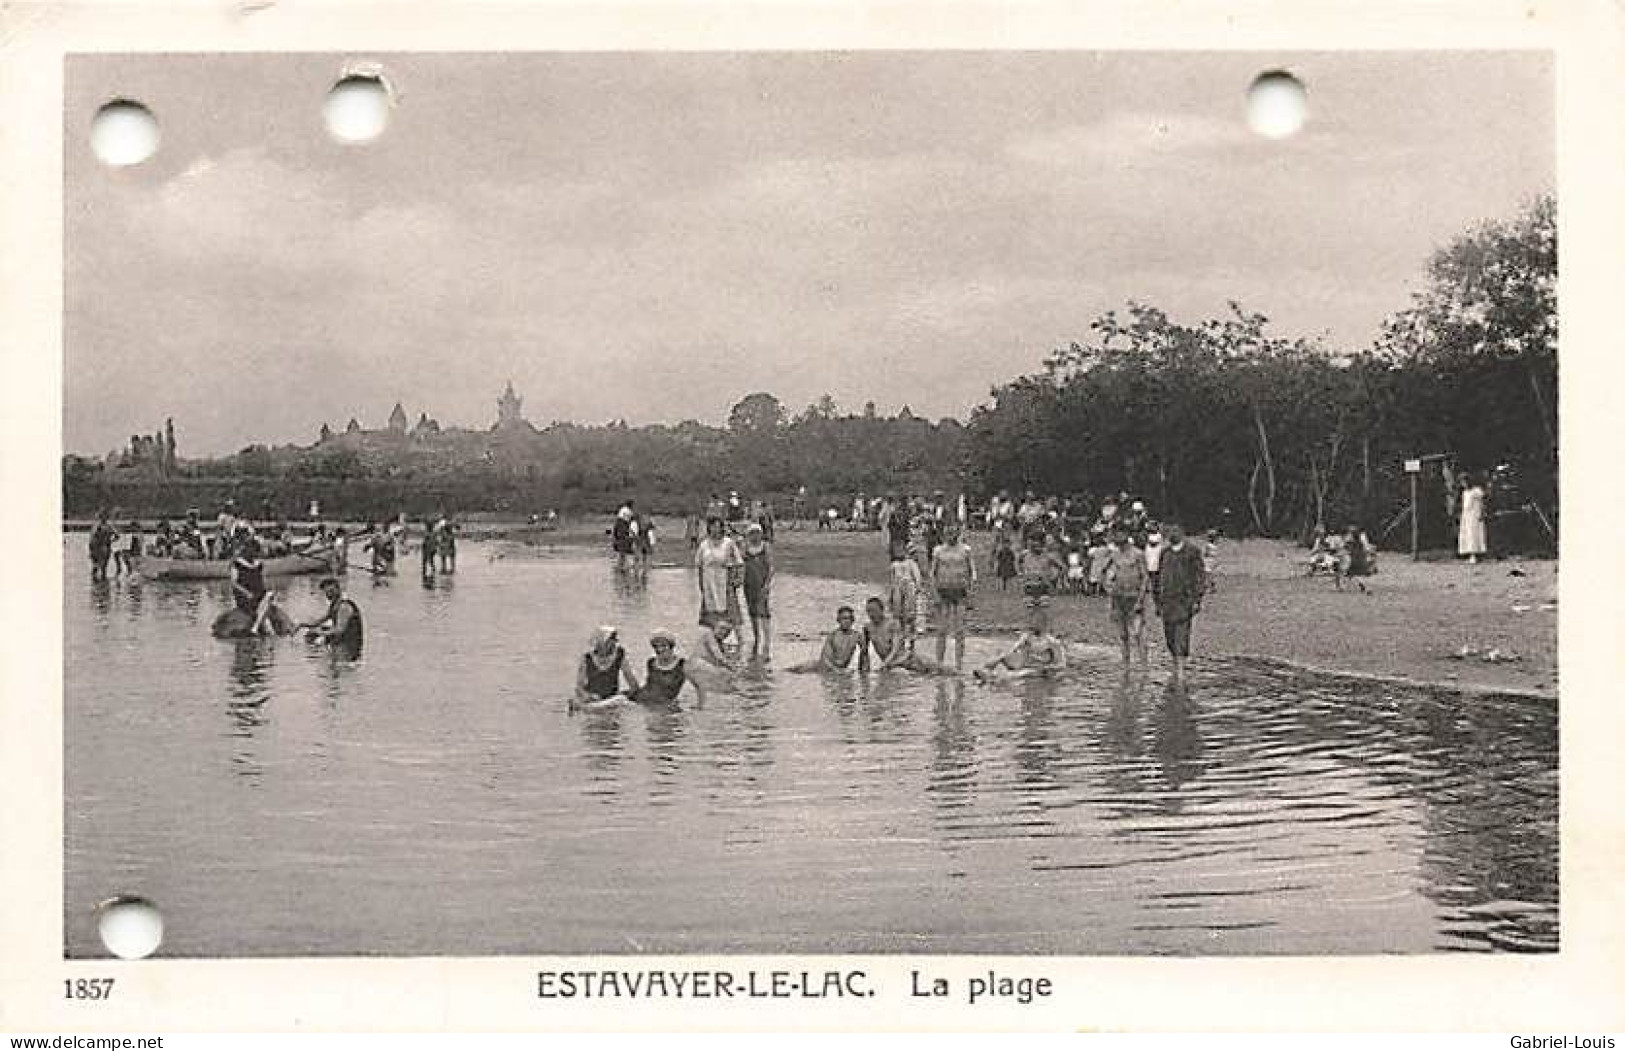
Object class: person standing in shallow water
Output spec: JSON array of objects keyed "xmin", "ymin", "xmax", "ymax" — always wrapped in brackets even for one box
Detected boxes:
[
  {"xmin": 694, "ymin": 516, "xmax": 743, "ymax": 628},
  {"xmin": 88, "ymin": 512, "xmax": 116, "ymax": 581},
  {"xmin": 740, "ymin": 523, "xmax": 773, "ymax": 659},
  {"xmin": 1153, "ymin": 523, "xmax": 1207, "ymax": 682},
  {"xmin": 930, "ymin": 523, "xmax": 976, "ymax": 670}
]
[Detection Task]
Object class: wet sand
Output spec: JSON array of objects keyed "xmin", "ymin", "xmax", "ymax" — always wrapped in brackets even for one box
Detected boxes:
[{"xmin": 517, "ymin": 521, "xmax": 1558, "ymax": 699}]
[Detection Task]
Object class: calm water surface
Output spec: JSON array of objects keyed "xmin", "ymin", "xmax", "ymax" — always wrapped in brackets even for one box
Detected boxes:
[{"xmin": 64, "ymin": 537, "xmax": 1557, "ymax": 956}]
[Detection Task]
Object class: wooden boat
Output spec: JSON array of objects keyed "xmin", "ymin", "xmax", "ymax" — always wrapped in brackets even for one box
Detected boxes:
[{"xmin": 135, "ymin": 548, "xmax": 338, "ymax": 581}]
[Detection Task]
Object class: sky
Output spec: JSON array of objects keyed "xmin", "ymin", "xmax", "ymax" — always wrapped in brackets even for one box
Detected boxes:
[{"xmin": 64, "ymin": 51, "xmax": 1552, "ymax": 457}]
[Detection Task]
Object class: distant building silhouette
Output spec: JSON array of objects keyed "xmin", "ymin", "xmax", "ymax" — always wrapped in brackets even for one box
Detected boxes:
[
  {"xmin": 346, "ymin": 417, "xmax": 362, "ymax": 435},
  {"xmin": 412, "ymin": 412, "xmax": 441, "ymax": 439},
  {"xmin": 388, "ymin": 402, "xmax": 409, "ymax": 434},
  {"xmin": 495, "ymin": 380, "xmax": 534, "ymax": 432},
  {"xmin": 319, "ymin": 422, "xmax": 333, "ymax": 443}
]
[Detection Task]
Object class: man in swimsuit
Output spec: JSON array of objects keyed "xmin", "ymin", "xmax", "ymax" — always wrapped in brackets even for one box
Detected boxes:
[
  {"xmin": 1103, "ymin": 528, "xmax": 1150, "ymax": 664},
  {"xmin": 859, "ymin": 597, "xmax": 953, "ymax": 675},
  {"xmin": 787, "ymin": 606, "xmax": 865, "ymax": 672},
  {"xmin": 930, "ymin": 524, "xmax": 977, "ymax": 670},
  {"xmin": 299, "ymin": 577, "xmax": 364, "ymax": 656}
]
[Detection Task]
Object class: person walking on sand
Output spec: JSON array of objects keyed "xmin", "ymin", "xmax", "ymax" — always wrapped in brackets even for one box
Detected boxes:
[
  {"xmin": 694, "ymin": 516, "xmax": 744, "ymax": 628},
  {"xmin": 930, "ymin": 523, "xmax": 976, "ymax": 670},
  {"xmin": 740, "ymin": 523, "xmax": 774, "ymax": 659},
  {"xmin": 1458, "ymin": 473, "xmax": 1488, "ymax": 564},
  {"xmin": 1153, "ymin": 523, "xmax": 1207, "ymax": 682}
]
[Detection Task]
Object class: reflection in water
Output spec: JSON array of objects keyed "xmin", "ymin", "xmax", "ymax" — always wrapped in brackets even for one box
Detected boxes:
[
  {"xmin": 224, "ymin": 640, "xmax": 274, "ymax": 784},
  {"xmin": 1152, "ymin": 679, "xmax": 1204, "ymax": 794},
  {"xmin": 64, "ymin": 539, "xmax": 1558, "ymax": 956}
]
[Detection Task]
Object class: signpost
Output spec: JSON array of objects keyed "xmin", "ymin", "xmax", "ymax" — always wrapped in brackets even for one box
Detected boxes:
[{"xmin": 1405, "ymin": 458, "xmax": 1422, "ymax": 560}]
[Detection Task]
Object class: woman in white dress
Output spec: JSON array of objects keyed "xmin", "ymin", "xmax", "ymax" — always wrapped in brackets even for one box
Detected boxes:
[
  {"xmin": 694, "ymin": 516, "xmax": 744, "ymax": 627},
  {"xmin": 1457, "ymin": 474, "xmax": 1488, "ymax": 563}
]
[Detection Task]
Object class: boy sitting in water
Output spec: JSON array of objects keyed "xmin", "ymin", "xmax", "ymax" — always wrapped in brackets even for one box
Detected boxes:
[
  {"xmin": 859, "ymin": 596, "xmax": 953, "ymax": 675},
  {"xmin": 788, "ymin": 606, "xmax": 865, "ymax": 672},
  {"xmin": 973, "ymin": 605, "xmax": 1068, "ymax": 682}
]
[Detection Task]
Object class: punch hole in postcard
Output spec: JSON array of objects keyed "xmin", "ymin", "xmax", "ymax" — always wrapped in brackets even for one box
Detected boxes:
[{"xmin": 3, "ymin": 0, "xmax": 1625, "ymax": 1034}]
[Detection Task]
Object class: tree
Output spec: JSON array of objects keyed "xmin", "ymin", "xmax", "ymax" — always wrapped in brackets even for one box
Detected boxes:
[
  {"xmin": 1378, "ymin": 194, "xmax": 1556, "ymax": 506},
  {"xmin": 727, "ymin": 392, "xmax": 786, "ymax": 437}
]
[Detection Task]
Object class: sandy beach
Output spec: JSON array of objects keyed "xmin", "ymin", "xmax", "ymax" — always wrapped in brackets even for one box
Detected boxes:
[{"xmin": 520, "ymin": 521, "xmax": 1557, "ymax": 699}]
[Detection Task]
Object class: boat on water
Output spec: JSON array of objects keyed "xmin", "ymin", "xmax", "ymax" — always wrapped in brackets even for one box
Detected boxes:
[{"xmin": 135, "ymin": 548, "xmax": 338, "ymax": 581}]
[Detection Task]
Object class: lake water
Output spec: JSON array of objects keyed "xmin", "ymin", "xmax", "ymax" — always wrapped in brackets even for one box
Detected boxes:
[{"xmin": 63, "ymin": 536, "xmax": 1558, "ymax": 956}]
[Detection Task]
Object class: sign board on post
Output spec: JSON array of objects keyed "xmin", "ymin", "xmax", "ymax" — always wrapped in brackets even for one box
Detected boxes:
[{"xmin": 1404, "ymin": 458, "xmax": 1422, "ymax": 473}]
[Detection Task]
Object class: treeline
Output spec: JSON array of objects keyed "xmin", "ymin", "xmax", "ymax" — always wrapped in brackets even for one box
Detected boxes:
[
  {"xmin": 63, "ymin": 400, "xmax": 973, "ymax": 521},
  {"xmin": 965, "ymin": 195, "xmax": 1557, "ymax": 550}
]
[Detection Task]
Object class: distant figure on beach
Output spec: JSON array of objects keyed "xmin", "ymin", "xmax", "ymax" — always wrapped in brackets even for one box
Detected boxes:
[
  {"xmin": 694, "ymin": 517, "xmax": 744, "ymax": 628},
  {"xmin": 632, "ymin": 629, "xmax": 706, "ymax": 708},
  {"xmin": 1458, "ymin": 473, "xmax": 1488, "ymax": 564},
  {"xmin": 788, "ymin": 606, "xmax": 865, "ymax": 673},
  {"xmin": 1335, "ymin": 524, "xmax": 1375, "ymax": 593},
  {"xmin": 1153, "ymin": 524, "xmax": 1207, "ymax": 682},
  {"xmin": 572, "ymin": 626, "xmax": 639, "ymax": 710},
  {"xmin": 994, "ymin": 533, "xmax": 1016, "ymax": 591},
  {"xmin": 1017, "ymin": 529, "xmax": 1063, "ymax": 615},
  {"xmin": 740, "ymin": 523, "xmax": 774, "ymax": 659},
  {"xmin": 88, "ymin": 512, "xmax": 116, "ymax": 582},
  {"xmin": 930, "ymin": 524, "xmax": 976, "ymax": 670}
]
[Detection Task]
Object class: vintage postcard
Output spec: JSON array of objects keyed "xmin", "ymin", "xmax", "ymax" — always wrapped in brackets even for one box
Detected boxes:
[{"xmin": 3, "ymin": 0, "xmax": 1623, "ymax": 1034}]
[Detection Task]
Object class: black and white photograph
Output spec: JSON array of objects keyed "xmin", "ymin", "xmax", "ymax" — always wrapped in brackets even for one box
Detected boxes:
[{"xmin": 59, "ymin": 50, "xmax": 1558, "ymax": 960}]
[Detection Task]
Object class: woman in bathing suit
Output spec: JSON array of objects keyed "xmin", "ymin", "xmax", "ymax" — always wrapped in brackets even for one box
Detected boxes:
[{"xmin": 573, "ymin": 626, "xmax": 642, "ymax": 710}]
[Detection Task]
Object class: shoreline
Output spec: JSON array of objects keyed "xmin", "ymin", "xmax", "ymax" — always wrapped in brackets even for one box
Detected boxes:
[
  {"xmin": 63, "ymin": 516, "xmax": 1557, "ymax": 701},
  {"xmin": 513, "ymin": 521, "xmax": 1559, "ymax": 702}
]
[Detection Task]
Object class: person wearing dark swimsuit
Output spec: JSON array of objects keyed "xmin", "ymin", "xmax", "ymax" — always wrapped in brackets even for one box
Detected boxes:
[
  {"xmin": 633, "ymin": 629, "xmax": 706, "ymax": 707},
  {"xmin": 572, "ymin": 626, "xmax": 641, "ymax": 711}
]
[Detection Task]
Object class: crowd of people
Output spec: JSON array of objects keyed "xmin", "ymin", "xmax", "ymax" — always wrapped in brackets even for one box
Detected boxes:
[{"xmin": 573, "ymin": 486, "xmax": 1218, "ymax": 712}]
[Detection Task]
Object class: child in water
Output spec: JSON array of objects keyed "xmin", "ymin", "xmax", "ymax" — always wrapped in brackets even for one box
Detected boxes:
[
  {"xmin": 740, "ymin": 523, "xmax": 774, "ymax": 659},
  {"xmin": 787, "ymin": 606, "xmax": 865, "ymax": 672},
  {"xmin": 974, "ymin": 605, "xmax": 1068, "ymax": 682}
]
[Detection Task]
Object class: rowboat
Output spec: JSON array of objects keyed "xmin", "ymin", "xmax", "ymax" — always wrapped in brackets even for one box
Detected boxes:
[{"xmin": 135, "ymin": 548, "xmax": 338, "ymax": 581}]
